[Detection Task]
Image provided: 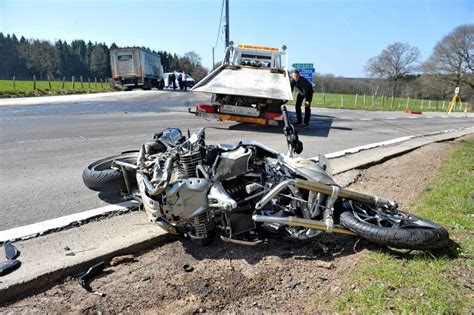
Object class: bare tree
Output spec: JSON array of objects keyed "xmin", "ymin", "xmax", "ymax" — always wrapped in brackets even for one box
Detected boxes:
[
  {"xmin": 365, "ymin": 42, "xmax": 420, "ymax": 97},
  {"xmin": 423, "ymin": 24, "xmax": 474, "ymax": 90},
  {"xmin": 184, "ymin": 51, "xmax": 202, "ymax": 66}
]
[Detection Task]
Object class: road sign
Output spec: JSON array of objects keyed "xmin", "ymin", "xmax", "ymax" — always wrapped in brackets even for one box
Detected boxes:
[
  {"xmin": 455, "ymin": 87, "xmax": 460, "ymax": 94},
  {"xmin": 292, "ymin": 63, "xmax": 313, "ymax": 69},
  {"xmin": 293, "ymin": 63, "xmax": 315, "ymax": 83}
]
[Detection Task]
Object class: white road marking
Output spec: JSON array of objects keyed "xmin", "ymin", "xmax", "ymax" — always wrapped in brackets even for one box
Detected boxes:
[
  {"xmin": 0, "ymin": 201, "xmax": 139, "ymax": 242},
  {"xmin": 323, "ymin": 135, "xmax": 415, "ymax": 159},
  {"xmin": 359, "ymin": 118, "xmax": 373, "ymax": 121},
  {"xmin": 313, "ymin": 126, "xmax": 474, "ymax": 161}
]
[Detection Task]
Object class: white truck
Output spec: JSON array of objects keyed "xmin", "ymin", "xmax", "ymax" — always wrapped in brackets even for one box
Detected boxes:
[
  {"xmin": 110, "ymin": 48, "xmax": 165, "ymax": 90},
  {"xmin": 191, "ymin": 44, "xmax": 292, "ymax": 125}
]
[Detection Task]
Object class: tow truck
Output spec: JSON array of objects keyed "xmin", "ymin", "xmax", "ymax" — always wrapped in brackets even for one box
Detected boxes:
[{"xmin": 190, "ymin": 44, "xmax": 292, "ymax": 125}]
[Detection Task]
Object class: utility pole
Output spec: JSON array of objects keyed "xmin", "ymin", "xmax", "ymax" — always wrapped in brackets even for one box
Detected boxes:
[
  {"xmin": 212, "ymin": 47, "xmax": 215, "ymax": 70},
  {"xmin": 225, "ymin": 0, "xmax": 230, "ymax": 49}
]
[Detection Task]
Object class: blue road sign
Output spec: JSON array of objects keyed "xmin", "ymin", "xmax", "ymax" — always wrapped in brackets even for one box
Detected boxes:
[{"xmin": 295, "ymin": 66, "xmax": 315, "ymax": 83}]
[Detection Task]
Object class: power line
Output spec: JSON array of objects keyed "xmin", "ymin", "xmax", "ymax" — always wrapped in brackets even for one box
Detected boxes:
[{"xmin": 214, "ymin": 0, "xmax": 225, "ymax": 49}]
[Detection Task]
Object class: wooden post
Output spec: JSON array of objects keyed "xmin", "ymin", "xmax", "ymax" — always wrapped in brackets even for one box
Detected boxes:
[
  {"xmin": 363, "ymin": 94, "xmax": 366, "ymax": 106},
  {"xmin": 72, "ymin": 76, "xmax": 75, "ymax": 89},
  {"xmin": 80, "ymin": 76, "xmax": 83, "ymax": 89},
  {"xmin": 13, "ymin": 76, "xmax": 15, "ymax": 90},
  {"xmin": 33, "ymin": 75, "xmax": 36, "ymax": 90},
  {"xmin": 88, "ymin": 78, "xmax": 91, "ymax": 88},
  {"xmin": 62, "ymin": 76, "xmax": 65, "ymax": 89},
  {"xmin": 354, "ymin": 94, "xmax": 358, "ymax": 108},
  {"xmin": 48, "ymin": 75, "xmax": 51, "ymax": 89}
]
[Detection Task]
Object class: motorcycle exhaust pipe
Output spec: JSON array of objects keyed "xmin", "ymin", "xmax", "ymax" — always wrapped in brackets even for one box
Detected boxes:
[
  {"xmin": 294, "ymin": 179, "xmax": 397, "ymax": 209},
  {"xmin": 252, "ymin": 215, "xmax": 356, "ymax": 236}
]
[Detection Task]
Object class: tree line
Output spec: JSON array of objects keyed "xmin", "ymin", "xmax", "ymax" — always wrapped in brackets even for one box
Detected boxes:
[
  {"xmin": 311, "ymin": 24, "xmax": 472, "ymax": 101},
  {"xmin": 0, "ymin": 33, "xmax": 208, "ymax": 82}
]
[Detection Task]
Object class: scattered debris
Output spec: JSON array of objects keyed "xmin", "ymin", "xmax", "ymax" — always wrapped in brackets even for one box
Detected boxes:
[
  {"xmin": 183, "ymin": 264, "xmax": 194, "ymax": 272},
  {"xmin": 0, "ymin": 241, "xmax": 21, "ymax": 276},
  {"xmin": 138, "ymin": 273, "xmax": 152, "ymax": 282},
  {"xmin": 110, "ymin": 255, "xmax": 135, "ymax": 266},
  {"xmin": 0, "ymin": 260, "xmax": 21, "ymax": 277},
  {"xmin": 316, "ymin": 261, "xmax": 335, "ymax": 269},
  {"xmin": 64, "ymin": 246, "xmax": 75, "ymax": 256},
  {"xmin": 4, "ymin": 241, "xmax": 20, "ymax": 260},
  {"xmin": 287, "ymin": 280, "xmax": 300, "ymax": 289},
  {"xmin": 78, "ymin": 261, "xmax": 106, "ymax": 293}
]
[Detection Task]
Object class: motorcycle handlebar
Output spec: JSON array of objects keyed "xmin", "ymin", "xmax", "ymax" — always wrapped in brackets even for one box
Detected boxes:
[{"xmin": 281, "ymin": 105, "xmax": 290, "ymax": 129}]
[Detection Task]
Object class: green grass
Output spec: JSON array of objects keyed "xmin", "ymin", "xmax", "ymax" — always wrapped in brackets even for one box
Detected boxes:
[
  {"xmin": 287, "ymin": 92, "xmax": 470, "ymax": 113},
  {"xmin": 0, "ymin": 79, "xmax": 113, "ymax": 98},
  {"xmin": 336, "ymin": 138, "xmax": 474, "ymax": 313}
]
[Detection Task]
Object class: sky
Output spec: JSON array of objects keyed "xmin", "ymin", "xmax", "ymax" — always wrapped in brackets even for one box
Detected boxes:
[{"xmin": 0, "ymin": 0, "xmax": 472, "ymax": 77}]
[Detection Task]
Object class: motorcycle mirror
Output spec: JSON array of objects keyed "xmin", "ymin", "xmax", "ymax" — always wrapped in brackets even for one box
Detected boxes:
[{"xmin": 295, "ymin": 140, "xmax": 303, "ymax": 154}]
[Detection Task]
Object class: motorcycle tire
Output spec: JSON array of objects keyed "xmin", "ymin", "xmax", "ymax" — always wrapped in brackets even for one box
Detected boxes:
[
  {"xmin": 340, "ymin": 201, "xmax": 449, "ymax": 250},
  {"xmin": 82, "ymin": 153, "xmax": 138, "ymax": 192}
]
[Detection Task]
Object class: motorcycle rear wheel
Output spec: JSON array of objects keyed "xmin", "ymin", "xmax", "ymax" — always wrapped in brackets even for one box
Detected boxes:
[
  {"xmin": 82, "ymin": 152, "xmax": 138, "ymax": 192},
  {"xmin": 340, "ymin": 200, "xmax": 449, "ymax": 250}
]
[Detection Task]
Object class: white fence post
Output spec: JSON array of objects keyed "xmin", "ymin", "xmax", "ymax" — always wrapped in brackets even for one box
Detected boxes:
[{"xmin": 354, "ymin": 94, "xmax": 358, "ymax": 108}]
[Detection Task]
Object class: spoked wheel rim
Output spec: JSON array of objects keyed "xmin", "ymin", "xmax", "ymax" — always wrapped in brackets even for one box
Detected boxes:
[{"xmin": 348, "ymin": 201, "xmax": 440, "ymax": 230}]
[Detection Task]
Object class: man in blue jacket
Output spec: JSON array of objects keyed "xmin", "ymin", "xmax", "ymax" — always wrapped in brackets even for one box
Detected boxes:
[{"xmin": 290, "ymin": 70, "xmax": 314, "ymax": 126}]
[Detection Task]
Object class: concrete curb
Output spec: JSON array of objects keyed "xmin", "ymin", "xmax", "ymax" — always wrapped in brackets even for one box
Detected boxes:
[
  {"xmin": 0, "ymin": 127, "xmax": 472, "ymax": 305},
  {"xmin": 0, "ymin": 212, "xmax": 169, "ymax": 305}
]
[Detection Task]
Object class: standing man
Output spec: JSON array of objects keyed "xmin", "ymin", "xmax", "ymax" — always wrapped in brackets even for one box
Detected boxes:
[
  {"xmin": 169, "ymin": 72, "xmax": 176, "ymax": 90},
  {"xmin": 177, "ymin": 73, "xmax": 183, "ymax": 90},
  {"xmin": 290, "ymin": 69, "xmax": 313, "ymax": 126}
]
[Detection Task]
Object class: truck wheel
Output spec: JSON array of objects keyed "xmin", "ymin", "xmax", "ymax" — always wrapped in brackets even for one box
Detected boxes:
[
  {"xmin": 142, "ymin": 79, "xmax": 151, "ymax": 90},
  {"xmin": 158, "ymin": 79, "xmax": 164, "ymax": 90}
]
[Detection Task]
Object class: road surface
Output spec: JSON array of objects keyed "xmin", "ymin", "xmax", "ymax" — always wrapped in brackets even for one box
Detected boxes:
[{"xmin": 0, "ymin": 90, "xmax": 472, "ymax": 230}]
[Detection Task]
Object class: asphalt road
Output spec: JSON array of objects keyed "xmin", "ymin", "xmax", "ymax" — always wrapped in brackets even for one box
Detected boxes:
[{"xmin": 0, "ymin": 90, "xmax": 472, "ymax": 230}]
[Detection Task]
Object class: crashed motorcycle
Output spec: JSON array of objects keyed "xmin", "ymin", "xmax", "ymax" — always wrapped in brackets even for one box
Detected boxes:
[{"xmin": 83, "ymin": 106, "xmax": 449, "ymax": 250}]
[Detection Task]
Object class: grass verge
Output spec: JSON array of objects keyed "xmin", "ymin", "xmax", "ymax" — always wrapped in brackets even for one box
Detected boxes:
[
  {"xmin": 286, "ymin": 92, "xmax": 470, "ymax": 113},
  {"xmin": 336, "ymin": 137, "xmax": 474, "ymax": 313},
  {"xmin": 0, "ymin": 79, "xmax": 113, "ymax": 98}
]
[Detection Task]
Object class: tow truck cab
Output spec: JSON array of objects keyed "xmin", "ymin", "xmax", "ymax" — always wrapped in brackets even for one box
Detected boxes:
[{"xmin": 191, "ymin": 44, "xmax": 293, "ymax": 125}]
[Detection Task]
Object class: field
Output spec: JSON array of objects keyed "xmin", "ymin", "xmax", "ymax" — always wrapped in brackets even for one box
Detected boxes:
[
  {"xmin": 287, "ymin": 92, "xmax": 469, "ymax": 113},
  {"xmin": 336, "ymin": 137, "xmax": 474, "ymax": 313},
  {"xmin": 0, "ymin": 79, "xmax": 113, "ymax": 98}
]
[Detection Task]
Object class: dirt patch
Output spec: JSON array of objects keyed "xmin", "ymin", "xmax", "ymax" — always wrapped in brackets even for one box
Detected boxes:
[
  {"xmin": 347, "ymin": 140, "xmax": 458, "ymax": 209},
  {"xmin": 0, "ymin": 140, "xmax": 461, "ymax": 313}
]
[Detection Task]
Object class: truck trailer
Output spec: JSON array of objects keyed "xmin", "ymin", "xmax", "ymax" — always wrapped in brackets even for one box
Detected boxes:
[
  {"xmin": 191, "ymin": 44, "xmax": 292, "ymax": 125},
  {"xmin": 110, "ymin": 48, "xmax": 165, "ymax": 90}
]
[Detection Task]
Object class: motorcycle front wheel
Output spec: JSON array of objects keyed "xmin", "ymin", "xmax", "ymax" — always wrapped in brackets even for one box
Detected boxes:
[
  {"xmin": 82, "ymin": 152, "xmax": 138, "ymax": 192},
  {"xmin": 340, "ymin": 200, "xmax": 449, "ymax": 250}
]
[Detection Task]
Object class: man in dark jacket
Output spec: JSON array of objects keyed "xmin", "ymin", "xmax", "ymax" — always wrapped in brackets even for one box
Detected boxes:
[{"xmin": 290, "ymin": 70, "xmax": 313, "ymax": 126}]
